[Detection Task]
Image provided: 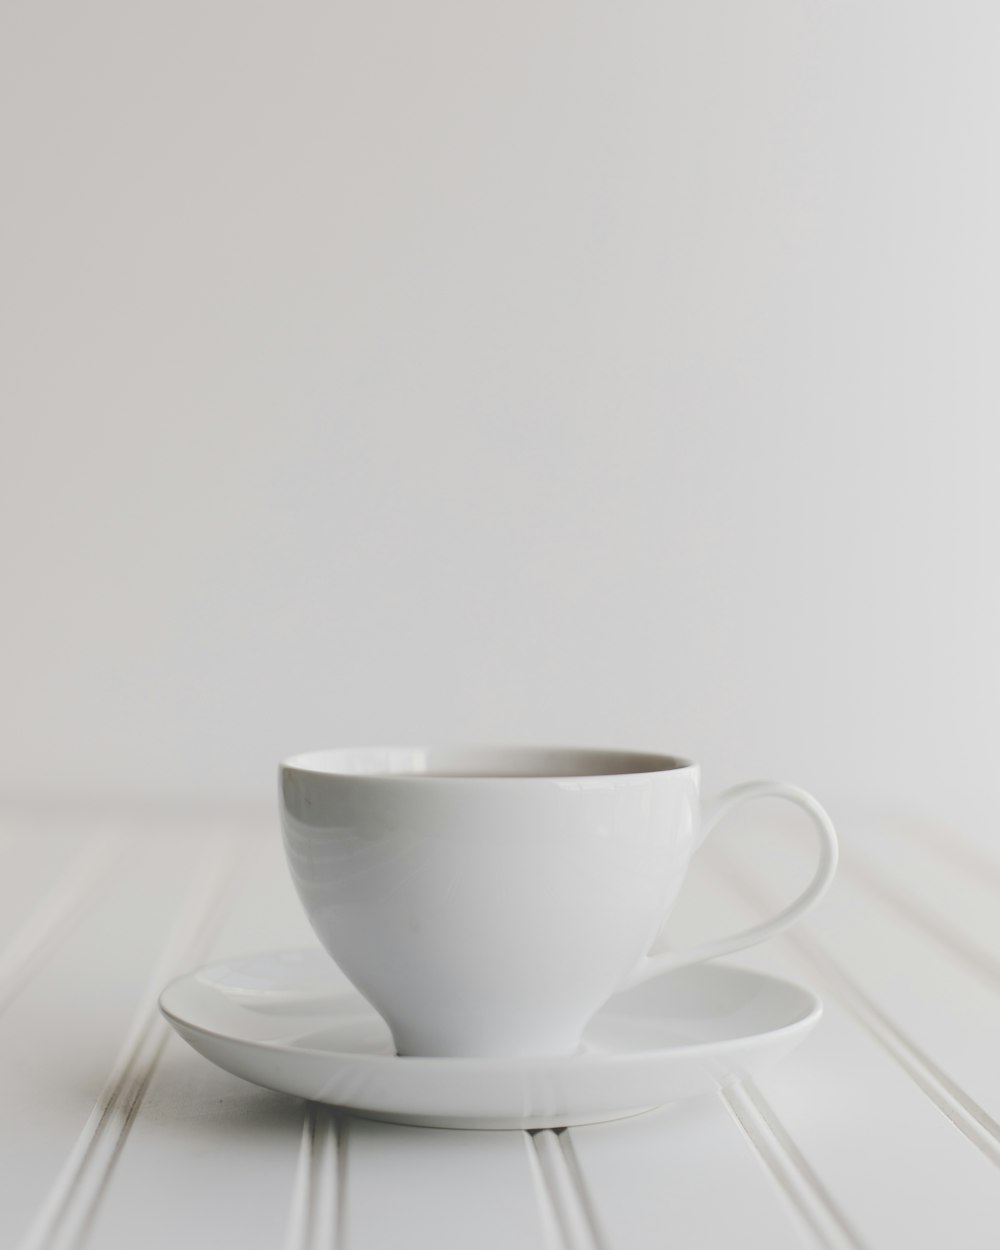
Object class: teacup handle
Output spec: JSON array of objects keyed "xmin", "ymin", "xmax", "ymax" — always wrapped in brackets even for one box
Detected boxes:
[{"xmin": 620, "ymin": 780, "xmax": 838, "ymax": 991}]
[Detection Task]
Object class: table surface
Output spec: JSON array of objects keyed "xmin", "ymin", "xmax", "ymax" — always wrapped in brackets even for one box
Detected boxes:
[{"xmin": 2, "ymin": 798, "xmax": 999, "ymax": 1250}]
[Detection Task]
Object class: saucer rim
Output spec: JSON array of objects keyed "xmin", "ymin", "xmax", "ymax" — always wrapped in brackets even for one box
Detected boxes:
[{"xmin": 159, "ymin": 950, "xmax": 823, "ymax": 1069}]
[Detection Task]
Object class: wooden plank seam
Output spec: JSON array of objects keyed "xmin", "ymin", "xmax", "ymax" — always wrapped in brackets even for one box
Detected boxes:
[
  {"xmin": 720, "ymin": 1082, "xmax": 869, "ymax": 1250},
  {"xmin": 0, "ymin": 833, "xmax": 127, "ymax": 1015},
  {"xmin": 281, "ymin": 1105, "xmax": 347, "ymax": 1250},
  {"xmin": 839, "ymin": 851, "xmax": 1000, "ymax": 994},
  {"xmin": 877, "ymin": 818, "xmax": 1000, "ymax": 898},
  {"xmin": 708, "ymin": 849, "xmax": 1000, "ymax": 1169},
  {"xmin": 15, "ymin": 833, "xmax": 248, "ymax": 1250},
  {"xmin": 527, "ymin": 1129, "xmax": 608, "ymax": 1250}
]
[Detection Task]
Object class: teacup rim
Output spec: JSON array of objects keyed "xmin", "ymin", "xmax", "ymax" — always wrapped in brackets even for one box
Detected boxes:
[{"xmin": 280, "ymin": 744, "xmax": 698, "ymax": 783}]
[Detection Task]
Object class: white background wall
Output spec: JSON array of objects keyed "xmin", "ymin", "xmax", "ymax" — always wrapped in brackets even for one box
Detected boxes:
[{"xmin": 1, "ymin": 3, "xmax": 997, "ymax": 835}]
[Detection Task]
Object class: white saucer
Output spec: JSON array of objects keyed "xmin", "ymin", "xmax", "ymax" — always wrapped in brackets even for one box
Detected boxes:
[{"xmin": 160, "ymin": 949, "xmax": 821, "ymax": 1130}]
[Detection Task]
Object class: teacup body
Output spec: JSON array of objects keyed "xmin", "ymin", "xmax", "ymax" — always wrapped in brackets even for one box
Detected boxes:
[{"xmin": 280, "ymin": 746, "xmax": 701, "ymax": 1057}]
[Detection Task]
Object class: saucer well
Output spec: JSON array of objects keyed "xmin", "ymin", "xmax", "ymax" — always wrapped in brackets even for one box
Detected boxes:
[{"xmin": 159, "ymin": 949, "xmax": 821, "ymax": 1130}]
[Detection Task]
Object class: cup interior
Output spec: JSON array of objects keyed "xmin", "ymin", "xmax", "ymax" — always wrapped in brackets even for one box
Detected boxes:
[{"xmin": 281, "ymin": 745, "xmax": 693, "ymax": 779}]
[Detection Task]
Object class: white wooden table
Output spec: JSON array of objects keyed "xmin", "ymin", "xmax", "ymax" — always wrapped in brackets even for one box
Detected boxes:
[{"xmin": 3, "ymin": 799, "xmax": 999, "ymax": 1250}]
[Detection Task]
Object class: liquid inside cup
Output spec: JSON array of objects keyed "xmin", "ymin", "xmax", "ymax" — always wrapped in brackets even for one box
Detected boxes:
[
  {"xmin": 372, "ymin": 771, "xmax": 594, "ymax": 778},
  {"xmin": 370, "ymin": 770, "xmax": 677, "ymax": 778},
  {"xmin": 284, "ymin": 746, "xmax": 693, "ymax": 780}
]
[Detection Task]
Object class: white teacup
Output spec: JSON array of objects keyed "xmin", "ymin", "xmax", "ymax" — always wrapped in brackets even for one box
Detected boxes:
[{"xmin": 280, "ymin": 746, "xmax": 837, "ymax": 1058}]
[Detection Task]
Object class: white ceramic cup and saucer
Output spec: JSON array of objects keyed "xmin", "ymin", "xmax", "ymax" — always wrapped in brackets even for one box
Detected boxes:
[{"xmin": 161, "ymin": 745, "xmax": 837, "ymax": 1128}]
